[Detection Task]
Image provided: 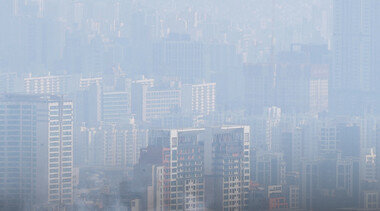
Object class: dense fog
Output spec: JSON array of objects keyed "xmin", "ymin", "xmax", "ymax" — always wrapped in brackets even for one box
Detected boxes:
[{"xmin": 0, "ymin": 0, "xmax": 380, "ymax": 210}]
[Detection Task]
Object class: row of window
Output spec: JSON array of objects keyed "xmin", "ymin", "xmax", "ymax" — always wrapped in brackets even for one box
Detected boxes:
[
  {"xmin": 49, "ymin": 173, "xmax": 72, "ymax": 178},
  {"xmin": 49, "ymin": 147, "xmax": 72, "ymax": 152},
  {"xmin": 0, "ymin": 105, "xmax": 35, "ymax": 109},
  {"xmin": 50, "ymin": 121, "xmax": 71, "ymax": 125},
  {"xmin": 49, "ymin": 178, "xmax": 72, "ymax": 184},
  {"xmin": 49, "ymin": 152, "xmax": 72, "ymax": 157},
  {"xmin": 49, "ymin": 183, "xmax": 71, "ymax": 189},
  {"xmin": 50, "ymin": 141, "xmax": 72, "ymax": 147},
  {"xmin": 49, "ymin": 194, "xmax": 72, "ymax": 199},
  {"xmin": 49, "ymin": 131, "xmax": 72, "ymax": 136},
  {"xmin": 49, "ymin": 158, "xmax": 72, "ymax": 163},
  {"xmin": 50, "ymin": 137, "xmax": 72, "ymax": 142},
  {"xmin": 49, "ymin": 116, "xmax": 72, "ymax": 121}
]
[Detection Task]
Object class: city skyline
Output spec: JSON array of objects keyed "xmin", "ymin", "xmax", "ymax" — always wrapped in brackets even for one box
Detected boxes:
[{"xmin": 0, "ymin": 0, "xmax": 380, "ymax": 211}]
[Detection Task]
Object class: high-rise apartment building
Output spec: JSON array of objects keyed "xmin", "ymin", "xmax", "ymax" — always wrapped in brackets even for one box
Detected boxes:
[
  {"xmin": 148, "ymin": 128, "xmax": 206, "ymax": 210},
  {"xmin": 141, "ymin": 126, "xmax": 250, "ymax": 211},
  {"xmin": 47, "ymin": 98, "xmax": 74, "ymax": 206},
  {"xmin": 0, "ymin": 72, "xmax": 23, "ymax": 93},
  {"xmin": 181, "ymin": 82, "xmax": 216, "ymax": 116},
  {"xmin": 132, "ymin": 79, "xmax": 216, "ymax": 123},
  {"xmin": 79, "ymin": 77, "xmax": 103, "ymax": 89},
  {"xmin": 78, "ymin": 121, "xmax": 148, "ymax": 175},
  {"xmin": 24, "ymin": 73, "xmax": 72, "ymax": 95},
  {"xmin": 205, "ymin": 126, "xmax": 251, "ymax": 211}
]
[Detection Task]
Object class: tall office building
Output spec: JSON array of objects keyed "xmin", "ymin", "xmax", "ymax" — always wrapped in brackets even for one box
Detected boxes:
[
  {"xmin": 244, "ymin": 64, "xmax": 275, "ymax": 115},
  {"xmin": 0, "ymin": 94, "xmax": 73, "ymax": 209},
  {"xmin": 78, "ymin": 77, "xmax": 103, "ymax": 124},
  {"xmin": 336, "ymin": 157, "xmax": 360, "ymax": 200},
  {"xmin": 301, "ymin": 161, "xmax": 318, "ymax": 210},
  {"xmin": 361, "ymin": 0, "xmax": 380, "ymax": 96},
  {"xmin": 0, "ymin": 94, "xmax": 46, "ymax": 210},
  {"xmin": 274, "ymin": 64, "xmax": 310, "ymax": 114},
  {"xmin": 336, "ymin": 124, "xmax": 360, "ymax": 157},
  {"xmin": 102, "ymin": 91, "xmax": 131, "ymax": 124},
  {"xmin": 255, "ymin": 151, "xmax": 286, "ymax": 188},
  {"xmin": 332, "ymin": 0, "xmax": 361, "ymax": 92},
  {"xmin": 205, "ymin": 43, "xmax": 243, "ymax": 109},
  {"xmin": 102, "ymin": 74, "xmax": 132, "ymax": 124},
  {"xmin": 376, "ymin": 126, "xmax": 380, "ymax": 184},
  {"xmin": 144, "ymin": 88, "xmax": 181, "ymax": 123},
  {"xmin": 309, "ymin": 65, "xmax": 329, "ymax": 115},
  {"xmin": 300, "ymin": 156, "xmax": 360, "ymax": 210},
  {"xmin": 318, "ymin": 121, "xmax": 338, "ymax": 157},
  {"xmin": 132, "ymin": 79, "xmax": 181, "ymax": 122},
  {"xmin": 331, "ymin": 0, "xmax": 380, "ymax": 114},
  {"xmin": 244, "ymin": 63, "xmax": 311, "ymax": 114},
  {"xmin": 153, "ymin": 35, "xmax": 204, "ymax": 83}
]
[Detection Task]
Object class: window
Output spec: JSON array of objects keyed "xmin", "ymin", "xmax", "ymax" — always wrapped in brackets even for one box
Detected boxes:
[
  {"xmin": 50, "ymin": 153, "xmax": 59, "ymax": 157},
  {"xmin": 62, "ymin": 173, "xmax": 71, "ymax": 177},
  {"xmin": 62, "ymin": 178, "xmax": 71, "ymax": 182}
]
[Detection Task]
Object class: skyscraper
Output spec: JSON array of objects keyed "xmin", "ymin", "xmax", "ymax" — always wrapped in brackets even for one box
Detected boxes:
[
  {"xmin": 140, "ymin": 126, "xmax": 250, "ymax": 210},
  {"xmin": 153, "ymin": 35, "xmax": 204, "ymax": 83},
  {"xmin": 331, "ymin": 0, "xmax": 380, "ymax": 114},
  {"xmin": 0, "ymin": 94, "xmax": 73, "ymax": 209},
  {"xmin": 148, "ymin": 128, "xmax": 206, "ymax": 210},
  {"xmin": 47, "ymin": 97, "xmax": 74, "ymax": 206},
  {"xmin": 0, "ymin": 94, "xmax": 45, "ymax": 210},
  {"xmin": 244, "ymin": 64, "xmax": 275, "ymax": 115},
  {"xmin": 205, "ymin": 126, "xmax": 251, "ymax": 211}
]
